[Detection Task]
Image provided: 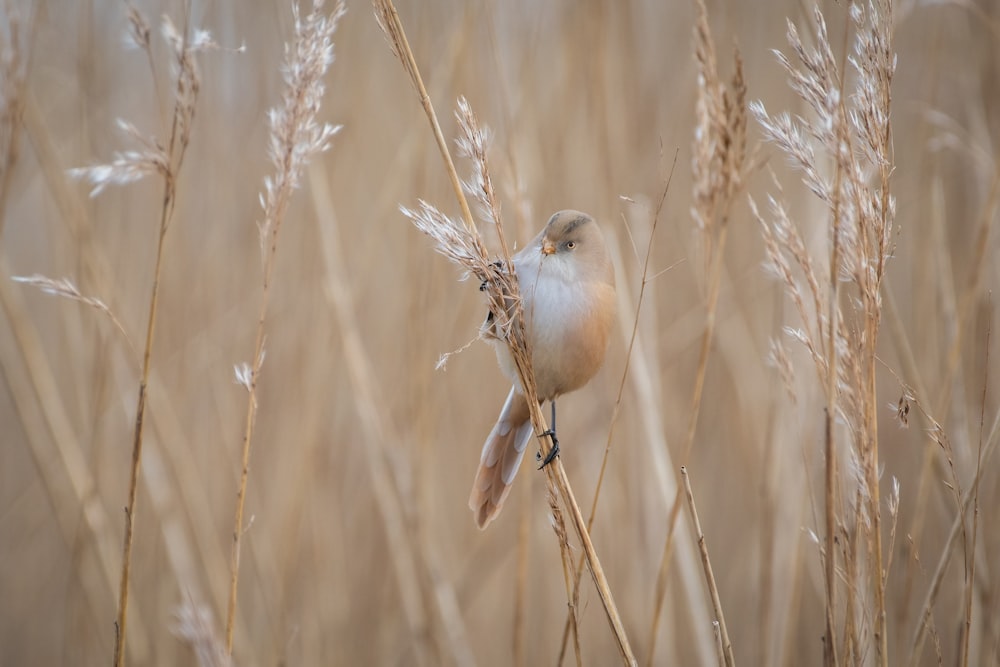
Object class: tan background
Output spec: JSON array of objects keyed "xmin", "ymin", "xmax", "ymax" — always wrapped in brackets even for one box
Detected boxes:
[{"xmin": 0, "ymin": 0, "xmax": 997, "ymax": 665}]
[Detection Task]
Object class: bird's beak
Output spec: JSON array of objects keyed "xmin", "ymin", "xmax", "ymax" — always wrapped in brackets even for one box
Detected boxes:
[{"xmin": 541, "ymin": 238, "xmax": 556, "ymax": 256}]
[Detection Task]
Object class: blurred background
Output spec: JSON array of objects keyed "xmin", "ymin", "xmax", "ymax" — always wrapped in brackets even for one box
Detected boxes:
[{"xmin": 0, "ymin": 0, "xmax": 997, "ymax": 665}]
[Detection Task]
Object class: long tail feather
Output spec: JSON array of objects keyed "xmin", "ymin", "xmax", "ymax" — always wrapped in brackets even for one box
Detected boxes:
[{"xmin": 468, "ymin": 387, "xmax": 533, "ymax": 529}]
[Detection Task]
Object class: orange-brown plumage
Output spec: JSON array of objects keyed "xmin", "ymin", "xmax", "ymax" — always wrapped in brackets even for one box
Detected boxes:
[{"xmin": 469, "ymin": 210, "xmax": 616, "ymax": 529}]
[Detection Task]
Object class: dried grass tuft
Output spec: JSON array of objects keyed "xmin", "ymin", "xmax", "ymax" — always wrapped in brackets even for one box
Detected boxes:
[{"xmin": 751, "ymin": 2, "xmax": 896, "ymax": 664}]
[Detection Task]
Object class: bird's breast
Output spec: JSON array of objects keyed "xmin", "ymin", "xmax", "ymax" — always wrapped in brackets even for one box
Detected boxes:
[{"xmin": 518, "ymin": 273, "xmax": 615, "ymax": 400}]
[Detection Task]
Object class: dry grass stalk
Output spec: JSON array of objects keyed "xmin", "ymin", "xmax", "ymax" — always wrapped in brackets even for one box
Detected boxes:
[
  {"xmin": 226, "ymin": 0, "xmax": 345, "ymax": 656},
  {"xmin": 750, "ymin": 2, "xmax": 896, "ymax": 664},
  {"xmin": 843, "ymin": 488, "xmax": 864, "ymax": 662},
  {"xmin": 648, "ymin": 1, "xmax": 747, "ymax": 660},
  {"xmin": 67, "ymin": 5, "xmax": 214, "ymax": 663},
  {"xmin": 910, "ymin": 406, "xmax": 1000, "ymax": 664},
  {"xmin": 713, "ymin": 621, "xmax": 725, "ymax": 667},
  {"xmin": 960, "ymin": 312, "xmax": 990, "ymax": 667},
  {"xmin": 681, "ymin": 466, "xmax": 735, "ymax": 667},
  {"xmin": 373, "ymin": 2, "xmax": 634, "ymax": 660},
  {"xmin": 548, "ymin": 488, "xmax": 582, "ymax": 667}
]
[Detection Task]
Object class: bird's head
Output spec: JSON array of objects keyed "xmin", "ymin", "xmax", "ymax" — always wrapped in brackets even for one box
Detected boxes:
[{"xmin": 537, "ymin": 210, "xmax": 613, "ymax": 285}]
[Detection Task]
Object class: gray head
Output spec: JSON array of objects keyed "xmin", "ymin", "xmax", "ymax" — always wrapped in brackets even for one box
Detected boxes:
[{"xmin": 538, "ymin": 210, "xmax": 614, "ymax": 285}]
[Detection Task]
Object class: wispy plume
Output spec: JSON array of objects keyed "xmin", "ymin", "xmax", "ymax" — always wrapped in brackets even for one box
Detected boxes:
[
  {"xmin": 11, "ymin": 274, "xmax": 136, "ymax": 359},
  {"xmin": 257, "ymin": 0, "xmax": 345, "ymax": 253},
  {"xmin": 71, "ymin": 10, "xmax": 217, "ymax": 198},
  {"xmin": 226, "ymin": 0, "xmax": 346, "ymax": 656},
  {"xmin": 69, "ymin": 119, "xmax": 169, "ymax": 197}
]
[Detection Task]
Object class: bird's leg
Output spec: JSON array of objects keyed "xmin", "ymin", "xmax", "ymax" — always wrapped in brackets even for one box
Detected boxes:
[{"xmin": 537, "ymin": 401, "xmax": 560, "ymax": 469}]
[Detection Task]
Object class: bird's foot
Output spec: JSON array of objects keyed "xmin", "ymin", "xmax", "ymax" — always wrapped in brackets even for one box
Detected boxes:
[
  {"xmin": 536, "ymin": 430, "xmax": 560, "ymax": 469},
  {"xmin": 479, "ymin": 260, "xmax": 506, "ymax": 291}
]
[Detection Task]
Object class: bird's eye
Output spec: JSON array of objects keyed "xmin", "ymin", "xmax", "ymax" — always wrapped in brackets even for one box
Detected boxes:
[{"xmin": 565, "ymin": 241, "xmax": 577, "ymax": 250}]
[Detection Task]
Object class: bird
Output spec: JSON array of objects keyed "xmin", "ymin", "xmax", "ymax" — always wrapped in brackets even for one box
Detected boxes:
[{"xmin": 469, "ymin": 210, "xmax": 616, "ymax": 529}]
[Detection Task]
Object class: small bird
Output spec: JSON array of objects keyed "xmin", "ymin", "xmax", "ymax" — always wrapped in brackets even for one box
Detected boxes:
[{"xmin": 469, "ymin": 210, "xmax": 616, "ymax": 529}]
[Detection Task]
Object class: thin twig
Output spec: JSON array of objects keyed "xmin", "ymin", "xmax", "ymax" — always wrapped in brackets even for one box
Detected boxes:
[
  {"xmin": 112, "ymin": 5, "xmax": 200, "ymax": 663},
  {"xmin": 548, "ymin": 489, "xmax": 582, "ymax": 667},
  {"xmin": 960, "ymin": 296, "xmax": 991, "ymax": 667},
  {"xmin": 822, "ymin": 75, "xmax": 845, "ymax": 667},
  {"xmin": 910, "ymin": 407, "xmax": 1000, "ymax": 663},
  {"xmin": 681, "ymin": 467, "xmax": 735, "ymax": 667}
]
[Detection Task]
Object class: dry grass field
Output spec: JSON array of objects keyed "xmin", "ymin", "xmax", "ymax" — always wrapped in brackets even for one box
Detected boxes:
[{"xmin": 0, "ymin": 0, "xmax": 998, "ymax": 665}]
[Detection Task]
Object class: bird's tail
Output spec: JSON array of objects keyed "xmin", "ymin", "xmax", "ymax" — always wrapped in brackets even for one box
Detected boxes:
[{"xmin": 469, "ymin": 386, "xmax": 534, "ymax": 529}]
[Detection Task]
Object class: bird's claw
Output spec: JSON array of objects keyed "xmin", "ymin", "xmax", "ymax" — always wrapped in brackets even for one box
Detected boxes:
[
  {"xmin": 479, "ymin": 260, "xmax": 506, "ymax": 291},
  {"xmin": 536, "ymin": 429, "xmax": 560, "ymax": 469}
]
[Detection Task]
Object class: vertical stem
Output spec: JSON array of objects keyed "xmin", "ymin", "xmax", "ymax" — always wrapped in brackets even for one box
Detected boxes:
[
  {"xmin": 547, "ymin": 453, "xmax": 635, "ymax": 666},
  {"xmin": 868, "ymin": 349, "xmax": 887, "ymax": 667},
  {"xmin": 822, "ymin": 406, "xmax": 838, "ymax": 667},
  {"xmin": 513, "ymin": 490, "xmax": 530, "ymax": 667},
  {"xmin": 870, "ymin": 59, "xmax": 893, "ymax": 666},
  {"xmin": 112, "ymin": 22, "xmax": 187, "ymax": 650},
  {"xmin": 823, "ymin": 107, "xmax": 846, "ymax": 667},
  {"xmin": 113, "ymin": 177, "xmax": 175, "ymax": 667},
  {"xmin": 681, "ymin": 467, "xmax": 735, "ymax": 667},
  {"xmin": 225, "ymin": 168, "xmax": 290, "ymax": 654},
  {"xmin": 961, "ymin": 302, "xmax": 990, "ymax": 667}
]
